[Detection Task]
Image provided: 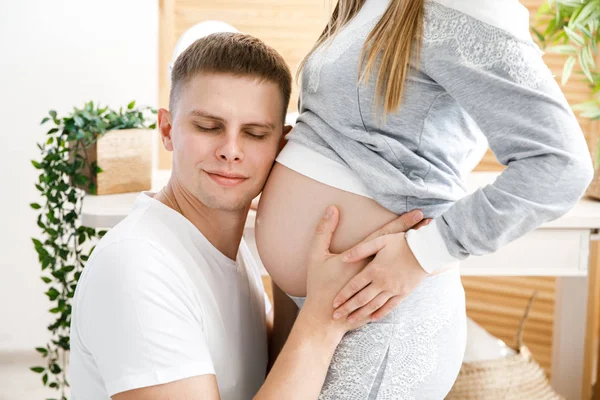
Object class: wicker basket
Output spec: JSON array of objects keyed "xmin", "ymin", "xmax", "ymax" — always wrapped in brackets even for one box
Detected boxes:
[{"xmin": 446, "ymin": 293, "xmax": 564, "ymax": 400}]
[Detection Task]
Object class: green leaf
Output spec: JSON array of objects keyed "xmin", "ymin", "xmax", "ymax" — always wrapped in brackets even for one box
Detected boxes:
[
  {"xmin": 531, "ymin": 26, "xmax": 546, "ymax": 43},
  {"xmin": 30, "ymin": 203, "xmax": 42, "ymax": 210},
  {"xmin": 562, "ymin": 55, "xmax": 577, "ymax": 85},
  {"xmin": 48, "ymin": 110, "xmax": 57, "ymax": 119},
  {"xmin": 35, "ymin": 347, "xmax": 48, "ymax": 355},
  {"xmin": 32, "ymin": 238, "xmax": 43, "ymax": 248},
  {"xmin": 46, "ymin": 288, "xmax": 60, "ymax": 301},
  {"xmin": 42, "ymin": 373, "xmax": 48, "ymax": 385},
  {"xmin": 547, "ymin": 44, "xmax": 578, "ymax": 54},
  {"xmin": 41, "ymin": 277, "xmax": 51, "ymax": 284},
  {"xmin": 127, "ymin": 100, "xmax": 135, "ymax": 110},
  {"xmin": 30, "ymin": 366, "xmax": 45, "ymax": 373},
  {"xmin": 73, "ymin": 174, "xmax": 89, "ymax": 185},
  {"xmin": 46, "ymin": 128, "xmax": 59, "ymax": 135},
  {"xmin": 40, "ymin": 117, "xmax": 50, "ymax": 125},
  {"xmin": 31, "ymin": 160, "xmax": 42, "ymax": 169},
  {"xmin": 564, "ymin": 25, "xmax": 586, "ymax": 46},
  {"xmin": 578, "ymin": 50, "xmax": 595, "ymax": 82},
  {"xmin": 49, "ymin": 364, "xmax": 62, "ymax": 374},
  {"xmin": 583, "ymin": 44, "xmax": 596, "ymax": 70}
]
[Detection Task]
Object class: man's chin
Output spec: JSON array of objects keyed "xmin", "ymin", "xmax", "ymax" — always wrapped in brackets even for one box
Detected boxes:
[{"xmin": 196, "ymin": 191, "xmax": 254, "ymax": 212}]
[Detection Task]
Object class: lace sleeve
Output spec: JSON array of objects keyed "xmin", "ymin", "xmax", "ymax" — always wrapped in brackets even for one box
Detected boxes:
[{"xmin": 422, "ymin": 1, "xmax": 554, "ymax": 89}]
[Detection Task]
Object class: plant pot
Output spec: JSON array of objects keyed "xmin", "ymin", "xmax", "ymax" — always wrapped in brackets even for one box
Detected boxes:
[{"xmin": 81, "ymin": 128, "xmax": 153, "ymax": 195}]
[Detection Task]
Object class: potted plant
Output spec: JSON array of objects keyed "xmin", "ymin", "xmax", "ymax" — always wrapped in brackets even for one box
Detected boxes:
[
  {"xmin": 30, "ymin": 101, "xmax": 156, "ymax": 398},
  {"xmin": 532, "ymin": 0, "xmax": 600, "ymax": 199}
]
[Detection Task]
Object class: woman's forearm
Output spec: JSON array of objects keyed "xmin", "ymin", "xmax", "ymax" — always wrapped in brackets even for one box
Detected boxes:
[{"xmin": 255, "ymin": 309, "xmax": 343, "ymax": 399}]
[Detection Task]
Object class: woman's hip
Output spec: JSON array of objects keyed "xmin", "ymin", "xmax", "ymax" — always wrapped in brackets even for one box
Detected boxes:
[{"xmin": 320, "ymin": 267, "xmax": 467, "ymax": 399}]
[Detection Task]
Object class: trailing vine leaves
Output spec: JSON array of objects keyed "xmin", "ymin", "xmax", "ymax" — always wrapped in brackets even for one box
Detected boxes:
[{"xmin": 30, "ymin": 101, "xmax": 156, "ymax": 399}]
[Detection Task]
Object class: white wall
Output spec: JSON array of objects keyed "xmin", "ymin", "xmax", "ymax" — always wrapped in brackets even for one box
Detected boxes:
[{"xmin": 0, "ymin": 0, "xmax": 158, "ymax": 352}]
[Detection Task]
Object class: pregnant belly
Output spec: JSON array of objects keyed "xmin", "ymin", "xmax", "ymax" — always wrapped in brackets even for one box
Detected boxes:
[{"xmin": 255, "ymin": 162, "xmax": 399, "ymax": 297}]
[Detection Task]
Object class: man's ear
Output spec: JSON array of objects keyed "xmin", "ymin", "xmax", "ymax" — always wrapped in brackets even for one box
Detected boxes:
[
  {"xmin": 278, "ymin": 125, "xmax": 293, "ymax": 153},
  {"xmin": 158, "ymin": 108, "xmax": 174, "ymax": 152}
]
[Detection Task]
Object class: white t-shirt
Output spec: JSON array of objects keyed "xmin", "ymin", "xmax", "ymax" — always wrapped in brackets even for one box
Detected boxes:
[{"xmin": 69, "ymin": 193, "xmax": 269, "ymax": 399}]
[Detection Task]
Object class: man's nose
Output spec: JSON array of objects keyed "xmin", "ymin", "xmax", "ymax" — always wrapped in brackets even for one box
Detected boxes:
[{"xmin": 216, "ymin": 133, "xmax": 244, "ymax": 163}]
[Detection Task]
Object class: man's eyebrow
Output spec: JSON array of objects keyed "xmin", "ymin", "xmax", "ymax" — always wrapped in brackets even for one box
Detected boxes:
[
  {"xmin": 189, "ymin": 109, "xmax": 224, "ymax": 121},
  {"xmin": 243, "ymin": 122, "xmax": 276, "ymax": 131}
]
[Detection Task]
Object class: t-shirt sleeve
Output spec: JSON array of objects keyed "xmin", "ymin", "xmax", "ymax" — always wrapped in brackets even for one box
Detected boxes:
[
  {"xmin": 74, "ymin": 239, "xmax": 214, "ymax": 396},
  {"xmin": 406, "ymin": 4, "xmax": 594, "ymax": 273}
]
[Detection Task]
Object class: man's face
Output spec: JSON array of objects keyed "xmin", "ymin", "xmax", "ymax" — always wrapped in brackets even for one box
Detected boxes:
[{"xmin": 159, "ymin": 72, "xmax": 287, "ymax": 211}]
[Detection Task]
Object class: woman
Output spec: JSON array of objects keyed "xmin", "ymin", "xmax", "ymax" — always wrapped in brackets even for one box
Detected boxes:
[{"xmin": 256, "ymin": 0, "xmax": 594, "ymax": 398}]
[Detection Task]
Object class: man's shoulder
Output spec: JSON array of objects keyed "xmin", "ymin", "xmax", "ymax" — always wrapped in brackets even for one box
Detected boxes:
[
  {"xmin": 100, "ymin": 200, "xmax": 169, "ymax": 243},
  {"xmin": 82, "ymin": 202, "xmax": 191, "ymax": 284}
]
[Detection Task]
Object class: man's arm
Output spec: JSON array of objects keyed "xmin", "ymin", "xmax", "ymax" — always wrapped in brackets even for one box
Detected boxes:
[{"xmin": 113, "ymin": 375, "xmax": 219, "ymax": 400}]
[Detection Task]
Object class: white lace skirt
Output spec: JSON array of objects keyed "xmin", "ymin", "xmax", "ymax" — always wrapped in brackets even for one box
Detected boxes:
[{"xmin": 318, "ymin": 267, "xmax": 466, "ymax": 400}]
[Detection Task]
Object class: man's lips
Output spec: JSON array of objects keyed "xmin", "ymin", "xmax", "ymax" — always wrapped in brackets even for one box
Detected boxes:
[{"xmin": 204, "ymin": 170, "xmax": 248, "ymax": 187}]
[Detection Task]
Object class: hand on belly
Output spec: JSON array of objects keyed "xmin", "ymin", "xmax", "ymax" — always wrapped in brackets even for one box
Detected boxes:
[{"xmin": 256, "ymin": 163, "xmax": 407, "ymax": 296}]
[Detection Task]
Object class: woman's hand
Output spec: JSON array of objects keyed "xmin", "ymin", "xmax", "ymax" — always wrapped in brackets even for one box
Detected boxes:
[
  {"xmin": 301, "ymin": 206, "xmax": 373, "ymax": 335},
  {"xmin": 331, "ymin": 222, "xmax": 431, "ymax": 323}
]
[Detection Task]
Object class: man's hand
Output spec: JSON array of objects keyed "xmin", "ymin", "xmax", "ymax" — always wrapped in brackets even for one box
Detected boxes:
[
  {"xmin": 301, "ymin": 206, "xmax": 373, "ymax": 334},
  {"xmin": 330, "ymin": 210, "xmax": 432, "ymax": 323}
]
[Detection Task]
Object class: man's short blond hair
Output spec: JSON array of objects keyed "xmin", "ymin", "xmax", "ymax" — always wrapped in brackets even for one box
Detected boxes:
[{"xmin": 170, "ymin": 32, "xmax": 292, "ymax": 120}]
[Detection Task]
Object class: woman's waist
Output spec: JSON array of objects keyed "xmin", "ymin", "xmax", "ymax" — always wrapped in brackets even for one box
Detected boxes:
[
  {"xmin": 276, "ymin": 140, "xmax": 374, "ymax": 199},
  {"xmin": 277, "ymin": 137, "xmax": 461, "ymax": 217}
]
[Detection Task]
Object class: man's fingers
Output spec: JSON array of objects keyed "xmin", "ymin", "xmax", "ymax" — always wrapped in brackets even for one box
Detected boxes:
[
  {"xmin": 332, "ymin": 270, "xmax": 372, "ymax": 308},
  {"xmin": 370, "ymin": 295, "xmax": 404, "ymax": 321},
  {"xmin": 347, "ymin": 291, "xmax": 393, "ymax": 324},
  {"xmin": 310, "ymin": 205, "xmax": 340, "ymax": 258},
  {"xmin": 341, "ymin": 236, "xmax": 386, "ymax": 263},
  {"xmin": 332, "ymin": 284, "xmax": 380, "ymax": 320}
]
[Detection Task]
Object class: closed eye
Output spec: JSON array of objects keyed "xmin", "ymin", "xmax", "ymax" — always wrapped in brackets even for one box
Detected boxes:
[
  {"xmin": 195, "ymin": 124, "xmax": 220, "ymax": 132},
  {"xmin": 246, "ymin": 132, "xmax": 267, "ymax": 139}
]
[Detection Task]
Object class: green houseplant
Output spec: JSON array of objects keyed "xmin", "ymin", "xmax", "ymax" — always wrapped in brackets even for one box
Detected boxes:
[
  {"xmin": 533, "ymin": 0, "xmax": 600, "ymax": 171},
  {"xmin": 30, "ymin": 101, "xmax": 156, "ymax": 399}
]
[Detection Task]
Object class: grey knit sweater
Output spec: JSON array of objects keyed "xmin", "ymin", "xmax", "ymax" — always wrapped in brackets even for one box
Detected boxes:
[{"xmin": 285, "ymin": 0, "xmax": 594, "ymax": 272}]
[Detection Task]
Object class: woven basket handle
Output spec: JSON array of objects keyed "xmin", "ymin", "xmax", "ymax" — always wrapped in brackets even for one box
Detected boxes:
[{"xmin": 516, "ymin": 290, "xmax": 538, "ymax": 348}]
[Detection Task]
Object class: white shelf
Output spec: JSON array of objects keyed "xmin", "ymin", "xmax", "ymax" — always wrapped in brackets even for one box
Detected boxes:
[{"xmin": 82, "ymin": 170, "xmax": 600, "ymax": 230}]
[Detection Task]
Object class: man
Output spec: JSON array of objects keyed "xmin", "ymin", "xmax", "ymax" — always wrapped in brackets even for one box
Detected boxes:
[{"xmin": 69, "ymin": 32, "xmax": 426, "ymax": 399}]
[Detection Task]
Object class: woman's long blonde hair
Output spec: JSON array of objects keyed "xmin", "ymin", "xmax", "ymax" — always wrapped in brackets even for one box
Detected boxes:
[{"xmin": 298, "ymin": 0, "xmax": 425, "ymax": 114}]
